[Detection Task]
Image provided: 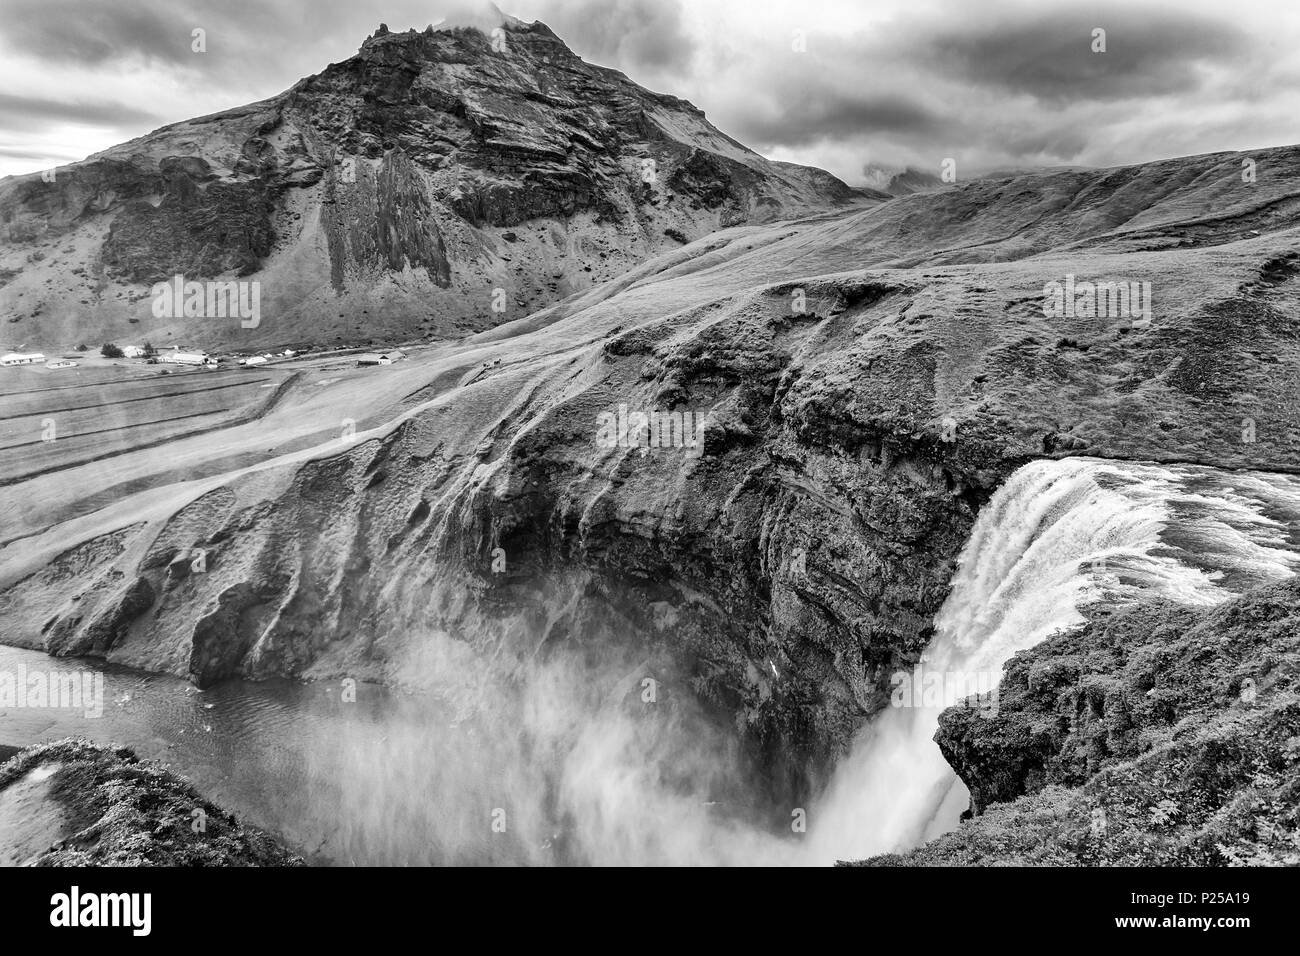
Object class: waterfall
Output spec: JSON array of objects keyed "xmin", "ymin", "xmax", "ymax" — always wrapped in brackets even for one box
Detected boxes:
[
  {"xmin": 805, "ymin": 456, "xmax": 1300, "ymax": 864},
  {"xmin": 8, "ymin": 456, "xmax": 1295, "ymax": 865}
]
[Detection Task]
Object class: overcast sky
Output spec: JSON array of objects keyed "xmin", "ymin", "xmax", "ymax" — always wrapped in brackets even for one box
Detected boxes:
[{"xmin": 1, "ymin": 0, "xmax": 1296, "ymax": 182}]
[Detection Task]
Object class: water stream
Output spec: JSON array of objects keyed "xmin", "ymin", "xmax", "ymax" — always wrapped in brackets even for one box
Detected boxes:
[
  {"xmin": 805, "ymin": 458, "xmax": 1300, "ymax": 862},
  {"xmin": 3, "ymin": 457, "xmax": 1299, "ymax": 865}
]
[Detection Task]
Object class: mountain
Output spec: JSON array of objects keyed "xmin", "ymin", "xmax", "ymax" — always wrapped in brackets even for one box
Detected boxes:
[
  {"xmin": 885, "ymin": 166, "xmax": 944, "ymax": 195},
  {"xmin": 866, "ymin": 164, "xmax": 1097, "ymax": 197},
  {"xmin": 0, "ymin": 16, "xmax": 864, "ymax": 352}
]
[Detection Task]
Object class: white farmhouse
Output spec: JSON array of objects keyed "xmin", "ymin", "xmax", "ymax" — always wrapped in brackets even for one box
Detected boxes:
[
  {"xmin": 357, "ymin": 350, "xmax": 406, "ymax": 366},
  {"xmin": 161, "ymin": 350, "xmax": 209, "ymax": 366},
  {"xmin": 1, "ymin": 352, "xmax": 45, "ymax": 366}
]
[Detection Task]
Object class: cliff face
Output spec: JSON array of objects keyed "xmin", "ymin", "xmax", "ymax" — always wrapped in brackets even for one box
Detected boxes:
[
  {"xmin": 0, "ymin": 739, "xmax": 302, "ymax": 866},
  {"xmin": 8, "ymin": 276, "xmax": 997, "ymax": 778},
  {"xmin": 0, "ymin": 17, "xmax": 862, "ymax": 351},
  {"xmin": 856, "ymin": 580, "xmax": 1300, "ymax": 866}
]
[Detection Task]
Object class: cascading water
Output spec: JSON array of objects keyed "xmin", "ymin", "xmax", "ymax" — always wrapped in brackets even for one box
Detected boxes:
[
  {"xmin": 805, "ymin": 456, "xmax": 1300, "ymax": 864},
  {"xmin": 4, "ymin": 457, "xmax": 1297, "ymax": 865}
]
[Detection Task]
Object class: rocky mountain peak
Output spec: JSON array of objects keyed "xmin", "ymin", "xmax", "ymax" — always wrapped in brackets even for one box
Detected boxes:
[{"xmin": 0, "ymin": 13, "xmax": 865, "ymax": 350}]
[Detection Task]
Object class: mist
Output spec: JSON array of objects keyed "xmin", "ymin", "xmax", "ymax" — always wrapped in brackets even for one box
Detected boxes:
[{"xmin": 303, "ymin": 581, "xmax": 805, "ymax": 865}]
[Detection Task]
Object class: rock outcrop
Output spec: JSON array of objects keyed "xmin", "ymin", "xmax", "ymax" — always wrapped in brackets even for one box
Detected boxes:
[
  {"xmin": 853, "ymin": 580, "xmax": 1300, "ymax": 865},
  {"xmin": 885, "ymin": 167, "xmax": 945, "ymax": 196},
  {"xmin": 0, "ymin": 738, "xmax": 302, "ymax": 866}
]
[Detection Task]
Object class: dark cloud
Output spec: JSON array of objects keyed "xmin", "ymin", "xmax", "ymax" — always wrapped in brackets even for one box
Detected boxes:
[
  {"xmin": 692, "ymin": 0, "xmax": 1268, "ymax": 177},
  {"xmin": 993, "ymin": 125, "xmax": 1091, "ymax": 161},
  {"xmin": 0, "ymin": 0, "xmax": 198, "ymax": 66},
  {"xmin": 733, "ymin": 88, "xmax": 943, "ymax": 150},
  {"xmin": 0, "ymin": 92, "xmax": 159, "ymax": 129},
  {"xmin": 915, "ymin": 4, "xmax": 1251, "ymax": 103}
]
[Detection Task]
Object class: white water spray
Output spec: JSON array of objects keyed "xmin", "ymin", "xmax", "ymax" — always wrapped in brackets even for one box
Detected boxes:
[
  {"xmin": 9, "ymin": 459, "xmax": 1293, "ymax": 866},
  {"xmin": 805, "ymin": 457, "xmax": 1300, "ymax": 864}
]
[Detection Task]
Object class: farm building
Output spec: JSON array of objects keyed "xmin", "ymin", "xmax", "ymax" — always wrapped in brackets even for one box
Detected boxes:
[
  {"xmin": 242, "ymin": 356, "xmax": 269, "ymax": 366},
  {"xmin": 122, "ymin": 345, "xmax": 146, "ymax": 358},
  {"xmin": 1, "ymin": 352, "xmax": 45, "ymax": 365},
  {"xmin": 357, "ymin": 350, "xmax": 406, "ymax": 366},
  {"xmin": 161, "ymin": 350, "xmax": 209, "ymax": 365}
]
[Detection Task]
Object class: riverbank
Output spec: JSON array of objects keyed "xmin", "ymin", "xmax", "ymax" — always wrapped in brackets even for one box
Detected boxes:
[{"xmin": 0, "ymin": 738, "xmax": 303, "ymax": 866}]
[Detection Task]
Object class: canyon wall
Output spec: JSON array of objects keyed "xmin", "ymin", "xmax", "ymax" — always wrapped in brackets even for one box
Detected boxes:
[{"xmin": 4, "ymin": 144, "xmax": 1300, "ymax": 797}]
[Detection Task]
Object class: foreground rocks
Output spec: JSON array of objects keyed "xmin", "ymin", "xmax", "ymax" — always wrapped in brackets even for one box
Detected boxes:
[
  {"xmin": 852, "ymin": 580, "xmax": 1300, "ymax": 865},
  {"xmin": 0, "ymin": 739, "xmax": 302, "ymax": 866}
]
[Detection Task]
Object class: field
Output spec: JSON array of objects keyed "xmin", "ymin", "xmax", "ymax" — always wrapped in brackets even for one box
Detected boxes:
[
  {"xmin": 0, "ymin": 342, "xmax": 487, "ymax": 558},
  {"xmin": 0, "ymin": 361, "xmax": 293, "ymax": 484}
]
